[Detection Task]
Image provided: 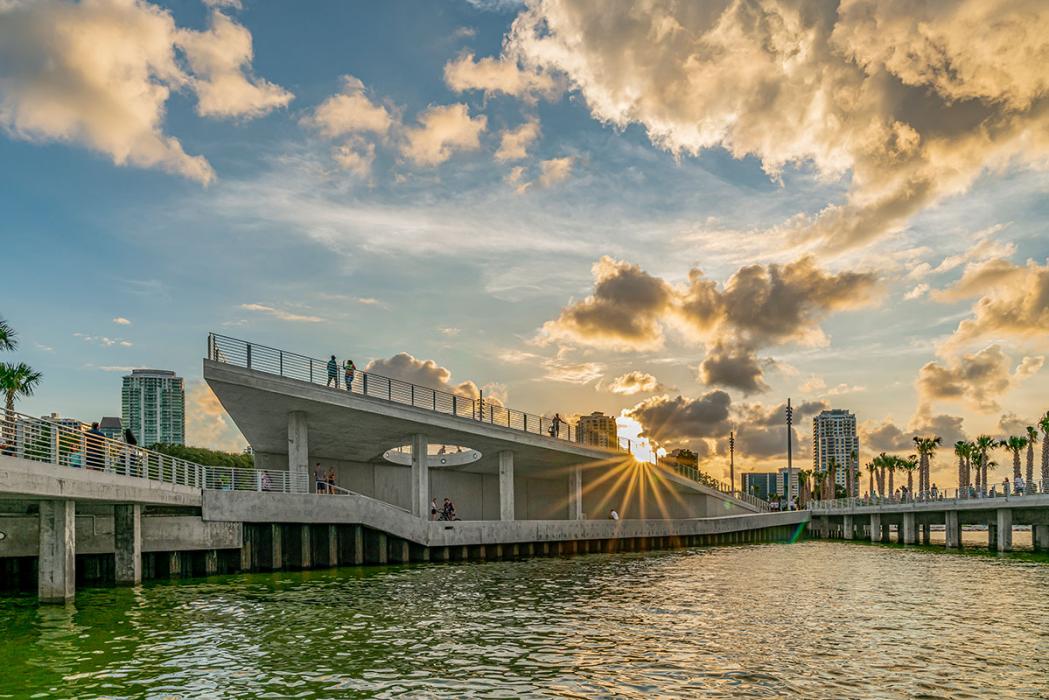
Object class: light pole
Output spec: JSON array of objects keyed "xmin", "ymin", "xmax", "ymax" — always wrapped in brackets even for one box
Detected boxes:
[
  {"xmin": 786, "ymin": 398, "xmax": 793, "ymax": 510},
  {"xmin": 729, "ymin": 431, "xmax": 735, "ymax": 496}
]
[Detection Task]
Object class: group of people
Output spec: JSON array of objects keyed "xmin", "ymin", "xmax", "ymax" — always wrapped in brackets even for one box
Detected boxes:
[
  {"xmin": 431, "ymin": 498, "xmax": 459, "ymax": 521},
  {"xmin": 314, "ymin": 464, "xmax": 338, "ymax": 494},
  {"xmin": 326, "ymin": 355, "xmax": 356, "ymax": 390}
]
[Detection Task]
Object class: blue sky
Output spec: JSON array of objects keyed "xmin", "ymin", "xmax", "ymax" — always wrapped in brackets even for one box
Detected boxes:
[{"xmin": 2, "ymin": 0, "xmax": 1048, "ymax": 484}]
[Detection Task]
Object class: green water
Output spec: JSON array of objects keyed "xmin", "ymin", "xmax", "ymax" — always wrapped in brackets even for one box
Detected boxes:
[{"xmin": 1, "ymin": 541, "xmax": 1047, "ymax": 698}]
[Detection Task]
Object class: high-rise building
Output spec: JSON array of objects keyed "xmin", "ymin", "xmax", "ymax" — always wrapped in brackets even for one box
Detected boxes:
[
  {"xmin": 812, "ymin": 409, "xmax": 859, "ymax": 497},
  {"xmin": 122, "ymin": 369, "xmax": 185, "ymax": 446},
  {"xmin": 576, "ymin": 411, "xmax": 618, "ymax": 449},
  {"xmin": 98, "ymin": 416, "xmax": 122, "ymax": 440},
  {"xmin": 778, "ymin": 466, "xmax": 800, "ymax": 503},
  {"xmin": 741, "ymin": 472, "xmax": 778, "ymax": 500}
]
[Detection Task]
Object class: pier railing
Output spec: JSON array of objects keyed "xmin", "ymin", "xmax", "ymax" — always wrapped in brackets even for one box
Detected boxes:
[
  {"xmin": 208, "ymin": 333, "xmax": 637, "ymax": 451},
  {"xmin": 809, "ymin": 484, "xmax": 1049, "ymax": 512}
]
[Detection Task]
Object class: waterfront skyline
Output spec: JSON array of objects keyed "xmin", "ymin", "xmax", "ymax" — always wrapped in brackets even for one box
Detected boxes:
[{"xmin": 3, "ymin": 0, "xmax": 1049, "ymax": 488}]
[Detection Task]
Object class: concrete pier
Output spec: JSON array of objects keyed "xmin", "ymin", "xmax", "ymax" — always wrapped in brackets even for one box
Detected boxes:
[
  {"xmin": 288, "ymin": 411, "xmax": 309, "ymax": 492},
  {"xmin": 498, "ymin": 451, "xmax": 514, "ymax": 521},
  {"xmin": 410, "ymin": 434, "xmax": 428, "ymax": 518},
  {"xmin": 869, "ymin": 513, "xmax": 881, "ymax": 543},
  {"xmin": 996, "ymin": 509, "xmax": 1012, "ymax": 552},
  {"xmin": 38, "ymin": 500, "xmax": 75, "ymax": 603},
  {"xmin": 1035, "ymin": 524, "xmax": 1049, "ymax": 553},
  {"xmin": 113, "ymin": 504, "xmax": 142, "ymax": 585},
  {"xmin": 945, "ymin": 511, "xmax": 961, "ymax": 549},
  {"xmin": 902, "ymin": 512, "xmax": 916, "ymax": 545},
  {"xmin": 843, "ymin": 514, "xmax": 853, "ymax": 540},
  {"xmin": 569, "ymin": 466, "xmax": 583, "ymax": 520}
]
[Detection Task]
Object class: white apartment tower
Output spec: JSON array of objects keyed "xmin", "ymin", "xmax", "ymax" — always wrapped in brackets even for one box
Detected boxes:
[
  {"xmin": 122, "ymin": 369, "xmax": 185, "ymax": 446},
  {"xmin": 812, "ymin": 409, "xmax": 859, "ymax": 497}
]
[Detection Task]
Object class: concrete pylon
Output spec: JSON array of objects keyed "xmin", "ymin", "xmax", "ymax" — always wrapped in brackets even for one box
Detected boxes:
[
  {"xmin": 569, "ymin": 465, "xmax": 583, "ymax": 520},
  {"xmin": 843, "ymin": 514, "xmax": 854, "ymax": 540},
  {"xmin": 410, "ymin": 434, "xmax": 429, "ymax": 518},
  {"xmin": 113, "ymin": 504, "xmax": 142, "ymax": 585},
  {"xmin": 1034, "ymin": 524, "xmax": 1049, "ymax": 553},
  {"xmin": 869, "ymin": 513, "xmax": 881, "ymax": 543},
  {"xmin": 287, "ymin": 411, "xmax": 309, "ymax": 493},
  {"xmin": 498, "ymin": 451, "xmax": 515, "ymax": 521},
  {"xmin": 38, "ymin": 500, "xmax": 75, "ymax": 603},
  {"xmin": 902, "ymin": 512, "xmax": 916, "ymax": 545},
  {"xmin": 945, "ymin": 511, "xmax": 961, "ymax": 549},
  {"xmin": 996, "ymin": 509, "xmax": 1013, "ymax": 552}
]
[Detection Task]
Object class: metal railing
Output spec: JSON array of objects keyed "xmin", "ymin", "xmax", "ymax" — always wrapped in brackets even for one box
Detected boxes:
[
  {"xmin": 209, "ymin": 333, "xmax": 635, "ymax": 452},
  {"xmin": 809, "ymin": 484, "xmax": 1049, "ymax": 512}
]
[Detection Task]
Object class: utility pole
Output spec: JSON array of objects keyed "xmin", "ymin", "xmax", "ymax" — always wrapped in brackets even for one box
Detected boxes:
[
  {"xmin": 786, "ymin": 398, "xmax": 793, "ymax": 510},
  {"xmin": 729, "ymin": 431, "xmax": 735, "ymax": 496}
]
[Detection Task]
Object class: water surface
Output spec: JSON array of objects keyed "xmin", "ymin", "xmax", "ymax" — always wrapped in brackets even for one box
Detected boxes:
[{"xmin": 1, "ymin": 542, "xmax": 1047, "ymax": 698}]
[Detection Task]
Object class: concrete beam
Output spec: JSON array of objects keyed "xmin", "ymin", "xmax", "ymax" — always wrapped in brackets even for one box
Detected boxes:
[
  {"xmin": 996, "ymin": 509, "xmax": 1013, "ymax": 552},
  {"xmin": 113, "ymin": 504, "xmax": 142, "ymax": 585},
  {"xmin": 410, "ymin": 434, "xmax": 429, "ymax": 518},
  {"xmin": 869, "ymin": 513, "xmax": 881, "ymax": 543},
  {"xmin": 498, "ymin": 451, "xmax": 514, "ymax": 522},
  {"xmin": 902, "ymin": 512, "xmax": 916, "ymax": 545},
  {"xmin": 288, "ymin": 411, "xmax": 309, "ymax": 493},
  {"xmin": 38, "ymin": 500, "xmax": 75, "ymax": 603}
]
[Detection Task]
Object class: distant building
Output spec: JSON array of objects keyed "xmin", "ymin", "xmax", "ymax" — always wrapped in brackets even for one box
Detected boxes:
[
  {"xmin": 122, "ymin": 369, "xmax": 185, "ymax": 446},
  {"xmin": 741, "ymin": 472, "xmax": 778, "ymax": 500},
  {"xmin": 575, "ymin": 411, "xmax": 618, "ymax": 449},
  {"xmin": 98, "ymin": 416, "xmax": 122, "ymax": 440},
  {"xmin": 40, "ymin": 413, "xmax": 83, "ymax": 431},
  {"xmin": 812, "ymin": 409, "xmax": 859, "ymax": 497},
  {"xmin": 778, "ymin": 466, "xmax": 800, "ymax": 502}
]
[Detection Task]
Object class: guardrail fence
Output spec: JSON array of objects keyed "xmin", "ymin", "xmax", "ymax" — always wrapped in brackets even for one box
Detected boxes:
[{"xmin": 809, "ymin": 484, "xmax": 1049, "ymax": 512}]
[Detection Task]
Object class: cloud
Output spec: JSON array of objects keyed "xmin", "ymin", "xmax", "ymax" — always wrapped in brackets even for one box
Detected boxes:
[
  {"xmin": 495, "ymin": 119, "xmax": 540, "ymax": 161},
  {"xmin": 401, "ymin": 103, "xmax": 487, "ymax": 166},
  {"xmin": 626, "ymin": 391, "xmax": 733, "ymax": 444},
  {"xmin": 185, "ymin": 380, "xmax": 246, "ymax": 451},
  {"xmin": 364, "ymin": 352, "xmax": 485, "ymax": 399},
  {"xmin": 443, "ymin": 52, "xmax": 559, "ymax": 99},
  {"xmin": 916, "ymin": 344, "xmax": 1041, "ymax": 412},
  {"xmin": 502, "ymin": 0, "xmax": 1049, "ymax": 252},
  {"xmin": 73, "ymin": 332, "xmax": 132, "ymax": 348},
  {"xmin": 607, "ymin": 371, "xmax": 666, "ymax": 396},
  {"xmin": 112, "ymin": 317, "xmax": 132, "ymax": 326},
  {"xmin": 933, "ymin": 258, "xmax": 1049, "ymax": 349},
  {"xmin": 239, "ymin": 303, "xmax": 323, "ymax": 323},
  {"xmin": 541, "ymin": 358, "xmax": 604, "ymax": 384},
  {"xmin": 538, "ymin": 156, "xmax": 574, "ymax": 187},
  {"xmin": 332, "ymin": 140, "xmax": 376, "ymax": 177},
  {"xmin": 861, "ymin": 411, "xmax": 966, "ymax": 455},
  {"xmin": 176, "ymin": 10, "xmax": 293, "ymax": 119},
  {"xmin": 301, "ymin": 75, "xmax": 392, "ymax": 138},
  {"xmin": 540, "ymin": 256, "xmax": 675, "ymax": 350},
  {"xmin": 542, "ymin": 254, "xmax": 879, "ymax": 391},
  {"xmin": 730, "ymin": 399, "xmax": 826, "ymax": 459},
  {"xmin": 0, "ymin": 1, "xmax": 291, "ymax": 184},
  {"xmin": 904, "ymin": 284, "xmax": 929, "ymax": 301}
]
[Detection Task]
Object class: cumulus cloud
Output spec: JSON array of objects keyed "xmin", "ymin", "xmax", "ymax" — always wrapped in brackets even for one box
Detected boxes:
[
  {"xmin": 402, "ymin": 103, "xmax": 487, "ymax": 166},
  {"xmin": 543, "ymin": 254, "xmax": 879, "ymax": 392},
  {"xmin": 626, "ymin": 391, "xmax": 733, "ymax": 444},
  {"xmin": 861, "ymin": 411, "xmax": 966, "ymax": 455},
  {"xmin": 185, "ymin": 380, "xmax": 245, "ymax": 451},
  {"xmin": 495, "ymin": 119, "xmax": 540, "ymax": 161},
  {"xmin": 239, "ymin": 303, "xmax": 323, "ymax": 323},
  {"xmin": 112, "ymin": 317, "xmax": 132, "ymax": 326},
  {"xmin": 917, "ymin": 344, "xmax": 1042, "ymax": 412},
  {"xmin": 730, "ymin": 399, "xmax": 826, "ymax": 459},
  {"xmin": 301, "ymin": 75, "xmax": 392, "ymax": 138},
  {"xmin": 607, "ymin": 371, "xmax": 666, "ymax": 396},
  {"xmin": 332, "ymin": 140, "xmax": 376, "ymax": 177},
  {"xmin": 0, "ymin": 0, "xmax": 291, "ymax": 184},
  {"xmin": 502, "ymin": 0, "xmax": 1049, "ymax": 251},
  {"xmin": 177, "ymin": 10, "xmax": 293, "ymax": 119},
  {"xmin": 365, "ymin": 352, "xmax": 487, "ymax": 400},
  {"xmin": 443, "ymin": 52, "xmax": 559, "ymax": 99},
  {"xmin": 538, "ymin": 156, "xmax": 574, "ymax": 186}
]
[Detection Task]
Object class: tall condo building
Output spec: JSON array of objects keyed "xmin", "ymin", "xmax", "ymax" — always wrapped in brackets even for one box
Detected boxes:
[
  {"xmin": 812, "ymin": 409, "xmax": 859, "ymax": 496},
  {"xmin": 122, "ymin": 369, "xmax": 185, "ymax": 446},
  {"xmin": 575, "ymin": 411, "xmax": 618, "ymax": 449}
]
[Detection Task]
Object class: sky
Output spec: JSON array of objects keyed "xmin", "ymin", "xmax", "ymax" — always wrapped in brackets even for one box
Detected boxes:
[{"xmin": 2, "ymin": 0, "xmax": 1048, "ymax": 489}]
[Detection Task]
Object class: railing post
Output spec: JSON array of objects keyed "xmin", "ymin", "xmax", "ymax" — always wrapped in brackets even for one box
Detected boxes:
[
  {"xmin": 279, "ymin": 351, "xmax": 284, "ymax": 376},
  {"xmin": 246, "ymin": 343, "xmax": 252, "ymax": 369},
  {"xmin": 524, "ymin": 414, "xmax": 528, "ymax": 432},
  {"xmin": 310, "ymin": 359, "xmax": 314, "ymax": 383},
  {"xmin": 411, "ymin": 384, "xmax": 414, "ymax": 406},
  {"xmin": 51, "ymin": 426, "xmax": 59, "ymax": 465},
  {"xmin": 452, "ymin": 395, "xmax": 457, "ymax": 416},
  {"xmin": 433, "ymin": 391, "xmax": 436, "ymax": 411},
  {"xmin": 363, "ymin": 373, "xmax": 368, "ymax": 396},
  {"xmin": 388, "ymin": 379, "xmax": 391, "ymax": 401}
]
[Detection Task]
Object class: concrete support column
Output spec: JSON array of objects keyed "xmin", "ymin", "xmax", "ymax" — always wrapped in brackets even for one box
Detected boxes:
[
  {"xmin": 945, "ymin": 511, "xmax": 961, "ymax": 549},
  {"xmin": 287, "ymin": 411, "xmax": 309, "ymax": 493},
  {"xmin": 113, "ymin": 504, "xmax": 142, "ymax": 585},
  {"xmin": 1033, "ymin": 524, "xmax": 1049, "ymax": 552},
  {"xmin": 902, "ymin": 512, "xmax": 916, "ymax": 545},
  {"xmin": 38, "ymin": 500, "xmax": 76, "ymax": 603},
  {"xmin": 996, "ymin": 509, "xmax": 1013, "ymax": 552},
  {"xmin": 204, "ymin": 550, "xmax": 219, "ymax": 576},
  {"xmin": 326, "ymin": 525, "xmax": 339, "ymax": 567},
  {"xmin": 843, "ymin": 515, "xmax": 854, "ymax": 540},
  {"xmin": 869, "ymin": 513, "xmax": 881, "ymax": 543},
  {"xmin": 269, "ymin": 523, "xmax": 283, "ymax": 570},
  {"xmin": 498, "ymin": 451, "xmax": 515, "ymax": 521},
  {"xmin": 410, "ymin": 434, "xmax": 429, "ymax": 518},
  {"xmin": 921, "ymin": 524, "xmax": 931, "ymax": 545},
  {"xmin": 569, "ymin": 466, "xmax": 583, "ymax": 520},
  {"xmin": 299, "ymin": 525, "xmax": 312, "ymax": 569},
  {"xmin": 988, "ymin": 523, "xmax": 998, "ymax": 551}
]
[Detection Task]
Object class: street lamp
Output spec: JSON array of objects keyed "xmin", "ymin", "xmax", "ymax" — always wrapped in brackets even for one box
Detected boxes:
[{"xmin": 785, "ymin": 398, "xmax": 793, "ymax": 510}]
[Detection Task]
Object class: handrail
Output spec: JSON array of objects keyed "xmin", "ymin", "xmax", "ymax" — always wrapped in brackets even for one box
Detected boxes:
[
  {"xmin": 208, "ymin": 332, "xmax": 633, "ymax": 452},
  {"xmin": 808, "ymin": 484, "xmax": 1049, "ymax": 512}
]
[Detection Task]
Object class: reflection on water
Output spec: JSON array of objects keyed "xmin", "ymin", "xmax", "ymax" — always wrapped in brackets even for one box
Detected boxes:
[{"xmin": 1, "ymin": 542, "xmax": 1047, "ymax": 698}]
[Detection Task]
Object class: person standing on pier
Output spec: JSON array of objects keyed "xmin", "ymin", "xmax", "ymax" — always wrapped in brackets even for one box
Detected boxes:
[
  {"xmin": 343, "ymin": 358, "xmax": 355, "ymax": 391},
  {"xmin": 550, "ymin": 413, "xmax": 563, "ymax": 438},
  {"xmin": 326, "ymin": 355, "xmax": 339, "ymax": 388}
]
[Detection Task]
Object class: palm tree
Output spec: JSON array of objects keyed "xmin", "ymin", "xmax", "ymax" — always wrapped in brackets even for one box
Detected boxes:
[
  {"xmin": 825, "ymin": 458, "xmax": 839, "ymax": 500},
  {"xmin": 887, "ymin": 456, "xmax": 897, "ymax": 498},
  {"xmin": 913, "ymin": 435, "xmax": 942, "ymax": 498},
  {"xmin": 900, "ymin": 455, "xmax": 918, "ymax": 500},
  {"xmin": 1001, "ymin": 435, "xmax": 1028, "ymax": 490},
  {"xmin": 954, "ymin": 441, "xmax": 970, "ymax": 496},
  {"xmin": 848, "ymin": 448, "xmax": 858, "ymax": 498},
  {"xmin": 866, "ymin": 461, "xmax": 876, "ymax": 499},
  {"xmin": 1, "ymin": 362, "xmax": 43, "ymax": 446},
  {"xmin": 974, "ymin": 435, "xmax": 996, "ymax": 495},
  {"xmin": 0, "ymin": 317, "xmax": 16, "ymax": 352},
  {"xmin": 797, "ymin": 469, "xmax": 811, "ymax": 507},
  {"xmin": 1025, "ymin": 425, "xmax": 1037, "ymax": 494},
  {"xmin": 1040, "ymin": 412, "xmax": 1049, "ymax": 493}
]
